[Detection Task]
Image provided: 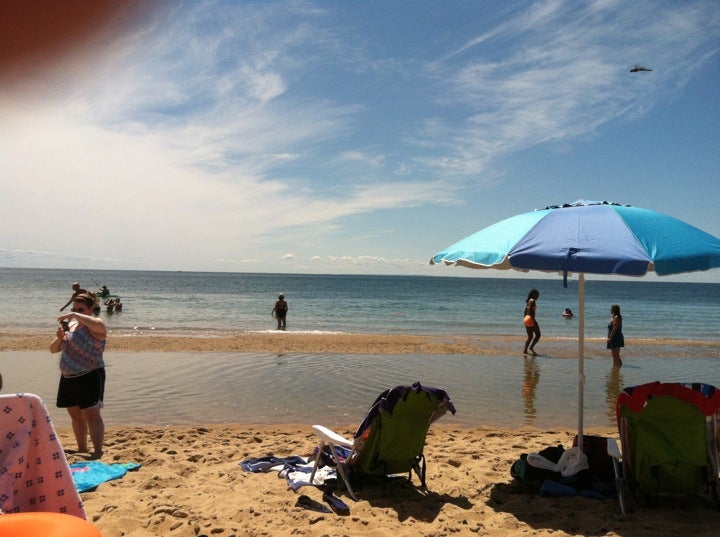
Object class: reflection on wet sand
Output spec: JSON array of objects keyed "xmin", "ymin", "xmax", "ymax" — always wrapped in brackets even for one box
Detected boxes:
[
  {"xmin": 605, "ymin": 365, "xmax": 624, "ymax": 422},
  {"xmin": 522, "ymin": 356, "xmax": 540, "ymax": 424},
  {"xmin": 1, "ymin": 350, "xmax": 716, "ymax": 430}
]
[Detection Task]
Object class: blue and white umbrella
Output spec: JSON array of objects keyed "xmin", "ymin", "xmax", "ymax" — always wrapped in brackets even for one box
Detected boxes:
[{"xmin": 431, "ymin": 200, "xmax": 720, "ymax": 444}]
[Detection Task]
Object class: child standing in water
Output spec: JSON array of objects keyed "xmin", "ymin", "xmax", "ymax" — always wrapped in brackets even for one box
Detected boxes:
[
  {"xmin": 523, "ymin": 289, "xmax": 541, "ymax": 355},
  {"xmin": 607, "ymin": 304, "xmax": 624, "ymax": 367}
]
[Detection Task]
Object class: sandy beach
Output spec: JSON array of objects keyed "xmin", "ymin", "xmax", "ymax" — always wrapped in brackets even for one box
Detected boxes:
[
  {"xmin": 2, "ymin": 332, "xmax": 720, "ymax": 536},
  {"xmin": 1, "ymin": 330, "xmax": 718, "ymax": 358},
  {"xmin": 56, "ymin": 424, "xmax": 719, "ymax": 537}
]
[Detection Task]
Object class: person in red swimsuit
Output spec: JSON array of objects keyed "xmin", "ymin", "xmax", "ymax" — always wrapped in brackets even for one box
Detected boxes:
[{"xmin": 523, "ymin": 289, "xmax": 541, "ymax": 355}]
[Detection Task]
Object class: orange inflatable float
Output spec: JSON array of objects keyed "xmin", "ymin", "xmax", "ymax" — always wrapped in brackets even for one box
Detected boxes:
[{"xmin": 0, "ymin": 512, "xmax": 102, "ymax": 537}]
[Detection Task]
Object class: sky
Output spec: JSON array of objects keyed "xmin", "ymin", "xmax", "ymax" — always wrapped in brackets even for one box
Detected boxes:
[{"xmin": 2, "ymin": 0, "xmax": 719, "ymax": 282}]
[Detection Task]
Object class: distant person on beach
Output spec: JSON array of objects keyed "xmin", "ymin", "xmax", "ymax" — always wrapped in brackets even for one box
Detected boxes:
[
  {"xmin": 272, "ymin": 294, "xmax": 288, "ymax": 330},
  {"xmin": 104, "ymin": 298, "xmax": 116, "ymax": 313},
  {"xmin": 51, "ymin": 292, "xmax": 107, "ymax": 458},
  {"xmin": 523, "ymin": 289, "xmax": 541, "ymax": 355},
  {"xmin": 562, "ymin": 308, "xmax": 573, "ymax": 318},
  {"xmin": 100, "ymin": 285, "xmax": 110, "ymax": 298},
  {"xmin": 60, "ymin": 282, "xmax": 87, "ymax": 312},
  {"xmin": 607, "ymin": 304, "xmax": 624, "ymax": 367},
  {"xmin": 114, "ymin": 297, "xmax": 123, "ymax": 312}
]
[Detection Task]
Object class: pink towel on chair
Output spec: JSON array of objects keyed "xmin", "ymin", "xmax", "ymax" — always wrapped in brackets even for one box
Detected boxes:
[{"xmin": 0, "ymin": 393, "xmax": 86, "ymax": 518}]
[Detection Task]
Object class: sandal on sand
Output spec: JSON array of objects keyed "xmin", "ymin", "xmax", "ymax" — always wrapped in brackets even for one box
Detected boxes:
[
  {"xmin": 323, "ymin": 490, "xmax": 350, "ymax": 516},
  {"xmin": 295, "ymin": 494, "xmax": 331, "ymax": 513}
]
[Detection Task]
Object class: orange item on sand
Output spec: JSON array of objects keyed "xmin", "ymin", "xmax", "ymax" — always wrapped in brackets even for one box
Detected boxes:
[{"xmin": 0, "ymin": 512, "xmax": 102, "ymax": 537}]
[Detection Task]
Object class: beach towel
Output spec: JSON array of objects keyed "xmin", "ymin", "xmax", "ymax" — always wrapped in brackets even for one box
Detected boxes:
[
  {"xmin": 70, "ymin": 461, "xmax": 141, "ymax": 493},
  {"xmin": 239, "ymin": 455, "xmax": 308, "ymax": 473},
  {"xmin": 539, "ymin": 478, "xmax": 616, "ymax": 500},
  {"xmin": 279, "ymin": 463, "xmax": 337, "ymax": 490},
  {"xmin": 240, "ymin": 455, "xmax": 337, "ymax": 490},
  {"xmin": 0, "ymin": 393, "xmax": 86, "ymax": 518}
]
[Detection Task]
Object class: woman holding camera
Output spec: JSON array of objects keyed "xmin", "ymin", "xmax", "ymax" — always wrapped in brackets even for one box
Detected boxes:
[{"xmin": 51, "ymin": 292, "xmax": 107, "ymax": 458}]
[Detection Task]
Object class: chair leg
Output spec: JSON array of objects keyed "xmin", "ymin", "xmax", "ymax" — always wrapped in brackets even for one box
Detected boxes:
[
  {"xmin": 607, "ymin": 437, "xmax": 627, "ymax": 515},
  {"xmin": 707, "ymin": 415, "xmax": 720, "ymax": 508},
  {"xmin": 331, "ymin": 445, "xmax": 358, "ymax": 501},
  {"xmin": 311, "ymin": 441, "xmax": 358, "ymax": 500},
  {"xmin": 309, "ymin": 440, "xmax": 324, "ymax": 485},
  {"xmin": 411, "ymin": 456, "xmax": 428, "ymax": 490},
  {"xmin": 612, "ymin": 456, "xmax": 627, "ymax": 515}
]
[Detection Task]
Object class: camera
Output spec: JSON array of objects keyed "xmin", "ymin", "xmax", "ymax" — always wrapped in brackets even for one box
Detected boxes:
[{"xmin": 60, "ymin": 320, "xmax": 70, "ymax": 331}]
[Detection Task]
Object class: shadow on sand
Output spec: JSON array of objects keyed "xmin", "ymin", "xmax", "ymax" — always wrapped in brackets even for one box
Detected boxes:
[
  {"xmin": 487, "ymin": 481, "xmax": 720, "ymax": 537},
  {"xmin": 338, "ymin": 476, "xmax": 473, "ymax": 523}
]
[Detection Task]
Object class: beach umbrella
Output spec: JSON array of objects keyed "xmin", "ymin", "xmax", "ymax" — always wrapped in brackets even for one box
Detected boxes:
[{"xmin": 430, "ymin": 200, "xmax": 720, "ymax": 449}]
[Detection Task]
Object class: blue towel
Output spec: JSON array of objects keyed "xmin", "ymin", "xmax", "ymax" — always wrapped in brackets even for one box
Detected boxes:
[
  {"xmin": 239, "ymin": 455, "xmax": 337, "ymax": 489},
  {"xmin": 539, "ymin": 478, "xmax": 616, "ymax": 500},
  {"xmin": 239, "ymin": 455, "xmax": 308, "ymax": 473},
  {"xmin": 70, "ymin": 461, "xmax": 141, "ymax": 492},
  {"xmin": 539, "ymin": 479, "xmax": 578, "ymax": 497}
]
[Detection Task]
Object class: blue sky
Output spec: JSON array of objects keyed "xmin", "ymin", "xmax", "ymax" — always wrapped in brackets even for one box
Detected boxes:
[{"xmin": 2, "ymin": 0, "xmax": 719, "ymax": 281}]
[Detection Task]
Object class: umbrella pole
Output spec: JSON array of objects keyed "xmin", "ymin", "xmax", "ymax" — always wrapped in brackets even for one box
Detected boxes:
[{"xmin": 577, "ymin": 273, "xmax": 585, "ymax": 453}]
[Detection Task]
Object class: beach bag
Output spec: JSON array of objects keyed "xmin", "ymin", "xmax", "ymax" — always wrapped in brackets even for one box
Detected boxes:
[
  {"xmin": 510, "ymin": 444, "xmax": 565, "ymax": 484},
  {"xmin": 572, "ymin": 435, "xmax": 614, "ymax": 483}
]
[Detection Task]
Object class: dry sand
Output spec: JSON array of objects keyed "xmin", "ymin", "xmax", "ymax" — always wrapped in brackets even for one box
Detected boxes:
[
  {"xmin": 58, "ymin": 424, "xmax": 720, "ymax": 537},
  {"xmin": 3, "ymin": 332, "xmax": 720, "ymax": 536}
]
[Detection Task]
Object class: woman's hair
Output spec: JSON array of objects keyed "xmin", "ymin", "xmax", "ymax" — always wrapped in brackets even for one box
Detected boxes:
[
  {"xmin": 73, "ymin": 292, "xmax": 96, "ymax": 308},
  {"xmin": 526, "ymin": 289, "xmax": 539, "ymax": 301},
  {"xmin": 611, "ymin": 304, "xmax": 621, "ymax": 316}
]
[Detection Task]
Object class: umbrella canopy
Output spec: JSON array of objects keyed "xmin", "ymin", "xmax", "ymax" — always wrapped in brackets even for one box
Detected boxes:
[
  {"xmin": 432, "ymin": 200, "xmax": 720, "ymax": 277},
  {"xmin": 431, "ymin": 200, "xmax": 720, "ymax": 447}
]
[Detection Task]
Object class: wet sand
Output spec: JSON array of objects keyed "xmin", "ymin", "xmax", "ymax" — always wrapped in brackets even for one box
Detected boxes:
[{"xmin": 1, "ymin": 330, "xmax": 718, "ymax": 357}]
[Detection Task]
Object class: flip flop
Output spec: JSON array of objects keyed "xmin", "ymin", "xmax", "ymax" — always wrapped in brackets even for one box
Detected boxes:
[
  {"xmin": 295, "ymin": 494, "xmax": 331, "ymax": 513},
  {"xmin": 323, "ymin": 490, "xmax": 350, "ymax": 516}
]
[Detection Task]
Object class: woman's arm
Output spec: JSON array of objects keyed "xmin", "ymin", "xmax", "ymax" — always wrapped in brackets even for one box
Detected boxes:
[
  {"xmin": 607, "ymin": 315, "xmax": 620, "ymax": 341},
  {"xmin": 57, "ymin": 312, "xmax": 107, "ymax": 341},
  {"xmin": 50, "ymin": 326, "xmax": 64, "ymax": 353}
]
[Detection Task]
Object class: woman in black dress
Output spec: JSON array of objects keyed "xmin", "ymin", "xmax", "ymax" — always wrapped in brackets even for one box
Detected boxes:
[{"xmin": 607, "ymin": 304, "xmax": 624, "ymax": 367}]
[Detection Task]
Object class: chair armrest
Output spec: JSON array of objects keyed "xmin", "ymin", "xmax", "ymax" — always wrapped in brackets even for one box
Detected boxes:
[
  {"xmin": 607, "ymin": 437, "xmax": 621, "ymax": 460},
  {"xmin": 312, "ymin": 425, "xmax": 354, "ymax": 448}
]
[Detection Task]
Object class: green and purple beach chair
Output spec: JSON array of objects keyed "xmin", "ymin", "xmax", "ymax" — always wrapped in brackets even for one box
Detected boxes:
[{"xmin": 310, "ymin": 382, "xmax": 456, "ymax": 500}]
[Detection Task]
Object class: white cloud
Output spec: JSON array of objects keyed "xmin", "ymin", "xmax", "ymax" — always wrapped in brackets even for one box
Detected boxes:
[
  {"xmin": 419, "ymin": 1, "xmax": 720, "ymax": 178},
  {"xmin": 1, "ymin": 1, "xmax": 718, "ymax": 276},
  {"xmin": 0, "ymin": 2, "xmax": 449, "ymax": 271},
  {"xmin": 336, "ymin": 151, "xmax": 386, "ymax": 167}
]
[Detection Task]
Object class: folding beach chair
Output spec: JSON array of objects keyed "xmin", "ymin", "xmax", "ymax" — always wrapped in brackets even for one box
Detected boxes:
[
  {"xmin": 614, "ymin": 382, "xmax": 720, "ymax": 510},
  {"xmin": 309, "ymin": 382, "xmax": 456, "ymax": 500}
]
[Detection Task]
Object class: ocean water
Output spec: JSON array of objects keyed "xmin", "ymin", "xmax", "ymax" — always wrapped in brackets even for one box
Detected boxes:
[
  {"xmin": 1, "ymin": 267, "xmax": 719, "ymax": 341},
  {"xmin": 1, "ymin": 268, "xmax": 718, "ymax": 429}
]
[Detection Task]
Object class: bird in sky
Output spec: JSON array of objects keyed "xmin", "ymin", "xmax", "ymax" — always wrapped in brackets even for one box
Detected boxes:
[{"xmin": 630, "ymin": 65, "xmax": 653, "ymax": 72}]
